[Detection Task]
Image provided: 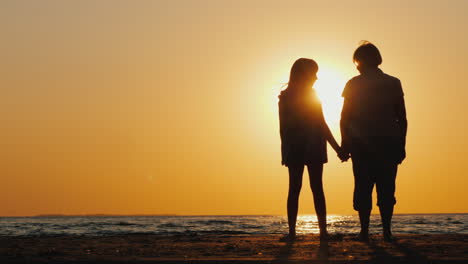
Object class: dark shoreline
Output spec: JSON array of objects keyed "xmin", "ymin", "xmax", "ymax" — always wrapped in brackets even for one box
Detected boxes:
[{"xmin": 1, "ymin": 234, "xmax": 467, "ymax": 263}]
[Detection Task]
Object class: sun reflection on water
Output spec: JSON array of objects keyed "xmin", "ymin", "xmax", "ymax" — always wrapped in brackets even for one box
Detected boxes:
[{"xmin": 295, "ymin": 215, "xmax": 355, "ymax": 234}]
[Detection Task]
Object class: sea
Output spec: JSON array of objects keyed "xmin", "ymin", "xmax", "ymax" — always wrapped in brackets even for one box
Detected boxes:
[{"xmin": 0, "ymin": 214, "xmax": 466, "ymax": 237}]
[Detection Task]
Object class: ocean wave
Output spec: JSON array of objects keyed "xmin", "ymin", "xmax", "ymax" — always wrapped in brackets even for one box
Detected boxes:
[
  {"xmin": 239, "ymin": 224, "xmax": 266, "ymax": 229},
  {"xmin": 189, "ymin": 220, "xmax": 234, "ymax": 225},
  {"xmin": 157, "ymin": 223, "xmax": 181, "ymax": 228},
  {"xmin": 1, "ymin": 214, "xmax": 467, "ymax": 237},
  {"xmin": 196, "ymin": 230, "xmax": 250, "ymax": 235}
]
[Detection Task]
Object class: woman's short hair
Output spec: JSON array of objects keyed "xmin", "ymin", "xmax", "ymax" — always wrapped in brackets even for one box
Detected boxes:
[{"xmin": 353, "ymin": 41, "xmax": 382, "ymax": 67}]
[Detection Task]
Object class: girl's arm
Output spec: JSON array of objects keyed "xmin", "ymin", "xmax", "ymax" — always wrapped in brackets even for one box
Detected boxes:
[
  {"xmin": 324, "ymin": 121, "xmax": 340, "ymax": 153},
  {"xmin": 278, "ymin": 100, "xmax": 288, "ymax": 142},
  {"xmin": 318, "ymin": 104, "xmax": 340, "ymax": 153}
]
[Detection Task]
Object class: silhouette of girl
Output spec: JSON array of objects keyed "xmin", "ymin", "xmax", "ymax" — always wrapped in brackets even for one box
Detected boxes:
[{"xmin": 278, "ymin": 58, "xmax": 344, "ymax": 241}]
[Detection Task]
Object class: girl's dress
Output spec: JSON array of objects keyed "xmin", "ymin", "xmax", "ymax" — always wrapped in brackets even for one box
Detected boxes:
[{"xmin": 278, "ymin": 89, "xmax": 328, "ymax": 166}]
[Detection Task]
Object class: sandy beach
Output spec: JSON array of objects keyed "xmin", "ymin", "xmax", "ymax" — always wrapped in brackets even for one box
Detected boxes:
[{"xmin": 0, "ymin": 234, "xmax": 467, "ymax": 263}]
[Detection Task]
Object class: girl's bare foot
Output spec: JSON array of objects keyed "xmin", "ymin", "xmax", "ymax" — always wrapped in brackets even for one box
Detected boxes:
[
  {"xmin": 319, "ymin": 231, "xmax": 329, "ymax": 241},
  {"xmin": 357, "ymin": 231, "xmax": 369, "ymax": 242},
  {"xmin": 383, "ymin": 230, "xmax": 396, "ymax": 242},
  {"xmin": 279, "ymin": 234, "xmax": 296, "ymax": 242}
]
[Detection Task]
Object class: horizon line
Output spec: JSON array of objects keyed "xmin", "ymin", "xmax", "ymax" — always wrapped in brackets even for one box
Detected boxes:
[{"xmin": 1, "ymin": 212, "xmax": 467, "ymax": 217}]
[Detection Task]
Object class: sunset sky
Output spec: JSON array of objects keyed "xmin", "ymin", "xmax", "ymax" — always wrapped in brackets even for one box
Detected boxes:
[{"xmin": 1, "ymin": 0, "xmax": 468, "ymax": 216}]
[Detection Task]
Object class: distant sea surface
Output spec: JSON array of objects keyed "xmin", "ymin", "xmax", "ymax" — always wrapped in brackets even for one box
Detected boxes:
[{"xmin": 0, "ymin": 214, "xmax": 466, "ymax": 237}]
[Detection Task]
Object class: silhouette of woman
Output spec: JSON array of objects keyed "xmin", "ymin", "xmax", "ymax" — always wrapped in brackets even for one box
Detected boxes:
[
  {"xmin": 278, "ymin": 58, "xmax": 343, "ymax": 241},
  {"xmin": 340, "ymin": 42, "xmax": 407, "ymax": 242}
]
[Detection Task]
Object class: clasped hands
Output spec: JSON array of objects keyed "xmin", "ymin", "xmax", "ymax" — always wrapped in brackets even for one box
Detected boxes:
[{"xmin": 337, "ymin": 147, "xmax": 350, "ymax": 162}]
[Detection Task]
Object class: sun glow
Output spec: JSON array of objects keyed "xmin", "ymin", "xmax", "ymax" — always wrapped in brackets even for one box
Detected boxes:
[{"xmin": 313, "ymin": 67, "xmax": 346, "ymax": 129}]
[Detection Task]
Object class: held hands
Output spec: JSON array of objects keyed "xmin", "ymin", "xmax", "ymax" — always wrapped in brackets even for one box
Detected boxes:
[{"xmin": 337, "ymin": 147, "xmax": 350, "ymax": 162}]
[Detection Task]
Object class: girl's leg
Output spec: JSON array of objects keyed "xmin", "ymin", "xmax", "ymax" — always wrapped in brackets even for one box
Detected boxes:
[
  {"xmin": 287, "ymin": 164, "xmax": 304, "ymax": 237},
  {"xmin": 307, "ymin": 163, "xmax": 327, "ymax": 239}
]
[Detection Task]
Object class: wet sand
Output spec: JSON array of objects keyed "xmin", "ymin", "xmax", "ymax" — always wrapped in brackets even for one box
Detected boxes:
[{"xmin": 0, "ymin": 234, "xmax": 467, "ymax": 263}]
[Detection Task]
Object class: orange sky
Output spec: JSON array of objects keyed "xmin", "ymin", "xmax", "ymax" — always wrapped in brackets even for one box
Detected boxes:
[{"xmin": 1, "ymin": 1, "xmax": 468, "ymax": 216}]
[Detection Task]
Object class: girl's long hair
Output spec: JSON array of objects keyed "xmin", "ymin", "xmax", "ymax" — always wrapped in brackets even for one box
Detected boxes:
[{"xmin": 285, "ymin": 58, "xmax": 318, "ymax": 93}]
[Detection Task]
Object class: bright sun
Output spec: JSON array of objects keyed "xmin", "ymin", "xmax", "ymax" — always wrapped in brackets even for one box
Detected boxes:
[{"xmin": 313, "ymin": 67, "xmax": 346, "ymax": 129}]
